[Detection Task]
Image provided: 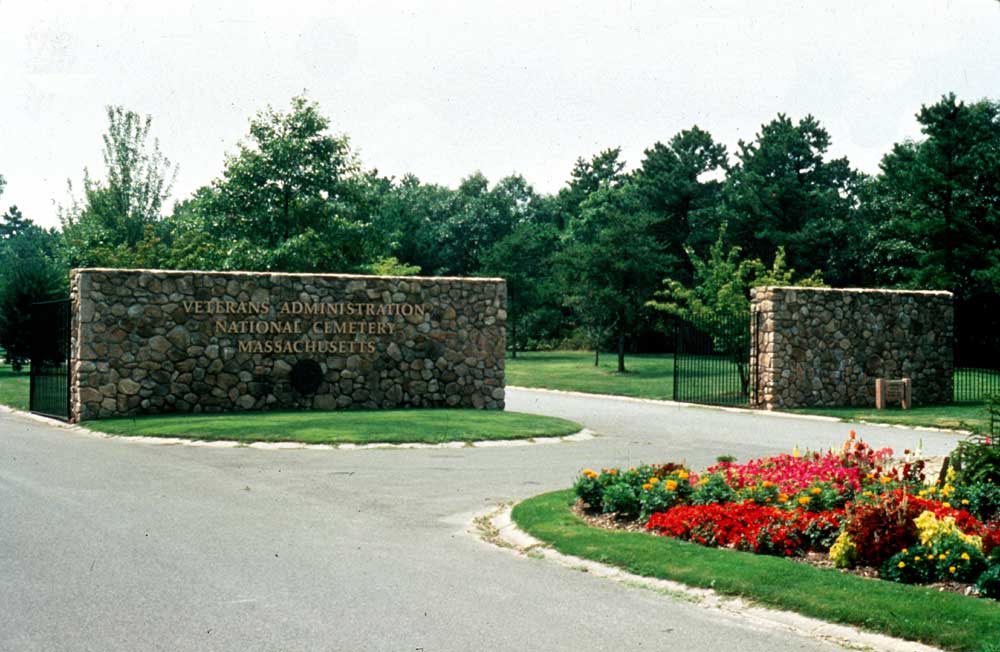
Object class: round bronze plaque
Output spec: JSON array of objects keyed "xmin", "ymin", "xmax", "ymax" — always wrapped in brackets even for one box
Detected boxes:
[{"xmin": 289, "ymin": 359, "xmax": 324, "ymax": 395}]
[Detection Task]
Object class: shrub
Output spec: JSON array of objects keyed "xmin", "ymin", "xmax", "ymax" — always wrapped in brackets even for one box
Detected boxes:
[
  {"xmin": 574, "ymin": 469, "xmax": 605, "ymax": 509},
  {"xmin": 691, "ymin": 473, "xmax": 736, "ymax": 505},
  {"xmin": 985, "ymin": 524, "xmax": 1000, "ymax": 558},
  {"xmin": 843, "ymin": 492, "xmax": 923, "ymax": 567},
  {"xmin": 914, "ymin": 509, "xmax": 983, "ymax": 550},
  {"xmin": 951, "ymin": 480, "xmax": 1000, "ymax": 523},
  {"xmin": 952, "ymin": 433, "xmax": 1000, "ymax": 484},
  {"xmin": 639, "ymin": 482, "xmax": 683, "ymax": 521},
  {"xmin": 978, "ymin": 563, "xmax": 1000, "ymax": 600},
  {"xmin": 931, "ymin": 536, "xmax": 987, "ymax": 583},
  {"xmin": 601, "ymin": 482, "xmax": 640, "ymax": 519},
  {"xmin": 829, "ymin": 531, "xmax": 859, "ymax": 568},
  {"xmin": 881, "ymin": 545, "xmax": 937, "ymax": 584},
  {"xmin": 646, "ymin": 503, "xmax": 840, "ymax": 557}
]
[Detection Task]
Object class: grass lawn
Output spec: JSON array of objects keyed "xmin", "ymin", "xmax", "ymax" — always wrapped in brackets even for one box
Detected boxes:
[
  {"xmin": 512, "ymin": 489, "xmax": 1000, "ymax": 652},
  {"xmin": 506, "ymin": 351, "xmax": 676, "ymax": 400},
  {"xmin": 783, "ymin": 403, "xmax": 990, "ymax": 433},
  {"xmin": 84, "ymin": 409, "xmax": 582, "ymax": 445},
  {"xmin": 0, "ymin": 364, "xmax": 29, "ymax": 411}
]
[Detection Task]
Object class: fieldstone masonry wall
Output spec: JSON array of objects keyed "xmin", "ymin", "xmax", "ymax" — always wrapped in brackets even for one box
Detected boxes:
[
  {"xmin": 69, "ymin": 269, "xmax": 506, "ymax": 421},
  {"xmin": 751, "ymin": 287, "xmax": 953, "ymax": 409}
]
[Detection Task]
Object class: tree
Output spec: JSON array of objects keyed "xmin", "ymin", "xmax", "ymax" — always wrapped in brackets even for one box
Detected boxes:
[
  {"xmin": 866, "ymin": 94, "xmax": 1000, "ymax": 298},
  {"xmin": 0, "ymin": 194, "xmax": 66, "ymax": 370},
  {"xmin": 480, "ymin": 221, "xmax": 561, "ymax": 357},
  {"xmin": 720, "ymin": 114, "xmax": 860, "ymax": 284},
  {"xmin": 555, "ymin": 148, "xmax": 627, "ymax": 229},
  {"xmin": 634, "ymin": 126, "xmax": 728, "ymax": 273},
  {"xmin": 560, "ymin": 183, "xmax": 668, "ymax": 372},
  {"xmin": 60, "ymin": 106, "xmax": 177, "ymax": 267},
  {"xmin": 648, "ymin": 225, "xmax": 824, "ymax": 393},
  {"xmin": 197, "ymin": 95, "xmax": 380, "ymax": 272}
]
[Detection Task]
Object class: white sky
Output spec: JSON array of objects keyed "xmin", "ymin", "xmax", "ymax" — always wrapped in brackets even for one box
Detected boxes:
[{"xmin": 1, "ymin": 0, "xmax": 999, "ymax": 230}]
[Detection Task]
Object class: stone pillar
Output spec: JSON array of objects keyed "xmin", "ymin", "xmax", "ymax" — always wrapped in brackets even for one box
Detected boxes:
[{"xmin": 750, "ymin": 287, "xmax": 953, "ymax": 409}]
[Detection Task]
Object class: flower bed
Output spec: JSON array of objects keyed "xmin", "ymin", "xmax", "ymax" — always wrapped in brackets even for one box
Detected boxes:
[{"xmin": 574, "ymin": 431, "xmax": 1000, "ymax": 600}]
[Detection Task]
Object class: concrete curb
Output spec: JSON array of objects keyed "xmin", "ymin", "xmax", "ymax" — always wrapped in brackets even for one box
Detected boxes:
[
  {"xmin": 470, "ymin": 503, "xmax": 944, "ymax": 652},
  {"xmin": 509, "ymin": 385, "xmax": 971, "ymax": 435},
  {"xmin": 0, "ymin": 405, "xmax": 596, "ymax": 450}
]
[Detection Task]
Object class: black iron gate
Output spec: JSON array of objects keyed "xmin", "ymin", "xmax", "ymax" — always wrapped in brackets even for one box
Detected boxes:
[
  {"xmin": 673, "ymin": 312, "xmax": 751, "ymax": 406},
  {"xmin": 29, "ymin": 298, "xmax": 71, "ymax": 420}
]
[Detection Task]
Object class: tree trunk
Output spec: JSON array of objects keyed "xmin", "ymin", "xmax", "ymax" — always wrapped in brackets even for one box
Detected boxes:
[
  {"xmin": 511, "ymin": 319, "xmax": 517, "ymax": 359},
  {"xmin": 594, "ymin": 347, "xmax": 599, "ymax": 367},
  {"xmin": 617, "ymin": 333, "xmax": 626, "ymax": 373}
]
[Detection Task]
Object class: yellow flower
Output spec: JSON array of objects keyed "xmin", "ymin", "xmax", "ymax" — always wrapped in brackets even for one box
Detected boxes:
[
  {"xmin": 798, "ymin": 496, "xmax": 811, "ymax": 505},
  {"xmin": 777, "ymin": 493, "xmax": 789, "ymax": 503},
  {"xmin": 942, "ymin": 502, "xmax": 952, "ymax": 509},
  {"xmin": 901, "ymin": 548, "xmax": 908, "ymax": 554},
  {"xmin": 642, "ymin": 483, "xmax": 653, "ymax": 491},
  {"xmin": 961, "ymin": 552, "xmax": 970, "ymax": 561},
  {"xmin": 649, "ymin": 477, "xmax": 660, "ymax": 484},
  {"xmin": 762, "ymin": 480, "xmax": 774, "ymax": 488},
  {"xmin": 810, "ymin": 487, "xmax": 822, "ymax": 495},
  {"xmin": 665, "ymin": 480, "xmax": 678, "ymax": 491},
  {"xmin": 898, "ymin": 561, "xmax": 906, "ymax": 569},
  {"xmin": 961, "ymin": 499, "xmax": 970, "ymax": 505},
  {"xmin": 698, "ymin": 477, "xmax": 709, "ymax": 486},
  {"xmin": 914, "ymin": 556, "xmax": 921, "ymax": 561},
  {"xmin": 949, "ymin": 566, "xmax": 956, "ymax": 574},
  {"xmin": 938, "ymin": 554, "xmax": 946, "ymax": 560},
  {"xmin": 677, "ymin": 470, "xmax": 689, "ymax": 480},
  {"xmin": 879, "ymin": 476, "xmax": 892, "ymax": 485},
  {"xmin": 918, "ymin": 490, "xmax": 928, "ymax": 497},
  {"xmin": 927, "ymin": 486, "xmax": 936, "ymax": 494}
]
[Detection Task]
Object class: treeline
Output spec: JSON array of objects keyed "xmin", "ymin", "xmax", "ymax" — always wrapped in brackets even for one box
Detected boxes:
[{"xmin": 1, "ymin": 93, "xmax": 999, "ymax": 371}]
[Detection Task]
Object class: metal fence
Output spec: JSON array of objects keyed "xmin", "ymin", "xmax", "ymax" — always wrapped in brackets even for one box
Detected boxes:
[
  {"xmin": 673, "ymin": 312, "xmax": 750, "ymax": 406},
  {"xmin": 954, "ymin": 310, "xmax": 1000, "ymax": 403},
  {"xmin": 29, "ymin": 298, "xmax": 71, "ymax": 420}
]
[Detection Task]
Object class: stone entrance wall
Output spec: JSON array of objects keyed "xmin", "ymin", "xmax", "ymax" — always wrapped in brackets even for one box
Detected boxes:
[
  {"xmin": 751, "ymin": 287, "xmax": 953, "ymax": 409},
  {"xmin": 70, "ymin": 269, "xmax": 506, "ymax": 421}
]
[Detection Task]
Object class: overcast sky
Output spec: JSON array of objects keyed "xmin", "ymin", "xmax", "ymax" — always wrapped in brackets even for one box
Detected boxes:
[{"xmin": 2, "ymin": 0, "xmax": 999, "ymax": 229}]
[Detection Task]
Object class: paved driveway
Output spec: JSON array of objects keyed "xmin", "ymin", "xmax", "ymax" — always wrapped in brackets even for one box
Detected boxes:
[{"xmin": 1, "ymin": 389, "xmax": 961, "ymax": 651}]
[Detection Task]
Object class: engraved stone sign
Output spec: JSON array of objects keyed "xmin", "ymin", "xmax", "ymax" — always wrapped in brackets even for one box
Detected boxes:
[{"xmin": 69, "ymin": 269, "xmax": 506, "ymax": 421}]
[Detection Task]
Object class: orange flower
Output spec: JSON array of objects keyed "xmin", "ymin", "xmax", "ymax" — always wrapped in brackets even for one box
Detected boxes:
[
  {"xmin": 665, "ymin": 480, "xmax": 678, "ymax": 491},
  {"xmin": 777, "ymin": 493, "xmax": 789, "ymax": 503},
  {"xmin": 642, "ymin": 483, "xmax": 654, "ymax": 491},
  {"xmin": 810, "ymin": 487, "xmax": 822, "ymax": 495},
  {"xmin": 798, "ymin": 496, "xmax": 811, "ymax": 505},
  {"xmin": 677, "ymin": 470, "xmax": 690, "ymax": 480}
]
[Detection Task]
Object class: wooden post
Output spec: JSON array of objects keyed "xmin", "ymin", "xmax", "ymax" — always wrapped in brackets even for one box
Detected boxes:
[{"xmin": 875, "ymin": 378, "xmax": 886, "ymax": 409}]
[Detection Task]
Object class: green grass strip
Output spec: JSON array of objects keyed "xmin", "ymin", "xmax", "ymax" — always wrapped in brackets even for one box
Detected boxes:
[
  {"xmin": 512, "ymin": 490, "xmax": 1000, "ymax": 652},
  {"xmin": 0, "ymin": 365, "xmax": 29, "ymax": 411},
  {"xmin": 783, "ymin": 404, "xmax": 988, "ymax": 434},
  {"xmin": 85, "ymin": 409, "xmax": 581, "ymax": 445},
  {"xmin": 506, "ymin": 351, "xmax": 678, "ymax": 400}
]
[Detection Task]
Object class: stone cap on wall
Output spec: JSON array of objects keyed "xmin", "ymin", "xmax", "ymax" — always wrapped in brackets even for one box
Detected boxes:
[
  {"xmin": 70, "ymin": 268, "xmax": 506, "ymax": 284},
  {"xmin": 751, "ymin": 286, "xmax": 953, "ymax": 298}
]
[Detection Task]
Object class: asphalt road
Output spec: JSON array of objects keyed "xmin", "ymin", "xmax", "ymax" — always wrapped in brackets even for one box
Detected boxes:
[{"xmin": 1, "ymin": 389, "xmax": 962, "ymax": 652}]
